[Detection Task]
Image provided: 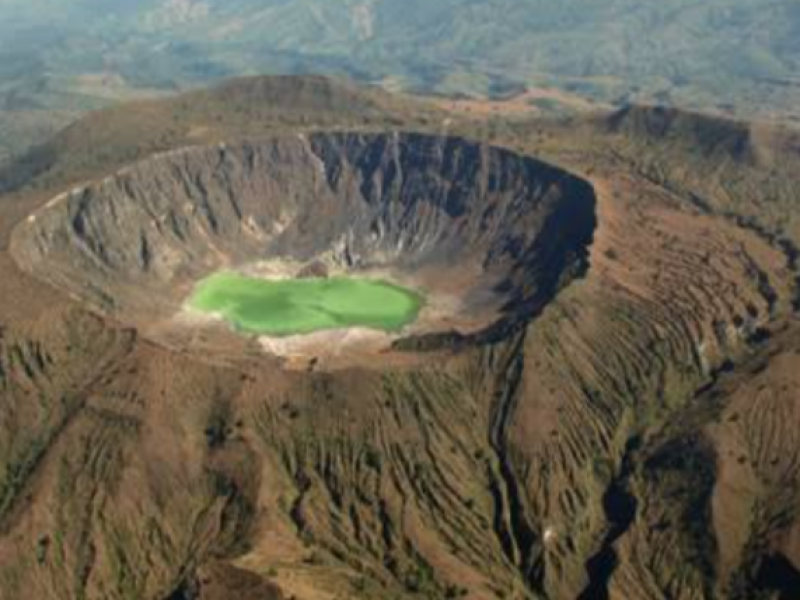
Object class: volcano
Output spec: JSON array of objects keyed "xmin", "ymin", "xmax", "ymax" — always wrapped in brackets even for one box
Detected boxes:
[{"xmin": 12, "ymin": 132, "xmax": 595, "ymax": 367}]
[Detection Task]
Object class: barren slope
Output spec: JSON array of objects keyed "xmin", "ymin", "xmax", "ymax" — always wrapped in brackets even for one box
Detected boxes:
[{"xmin": 0, "ymin": 77, "xmax": 798, "ymax": 600}]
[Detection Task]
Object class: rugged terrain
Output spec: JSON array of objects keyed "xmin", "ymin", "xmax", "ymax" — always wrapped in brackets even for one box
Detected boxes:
[
  {"xmin": 2, "ymin": 0, "xmax": 800, "ymax": 164},
  {"xmin": 0, "ymin": 76, "xmax": 799, "ymax": 599}
]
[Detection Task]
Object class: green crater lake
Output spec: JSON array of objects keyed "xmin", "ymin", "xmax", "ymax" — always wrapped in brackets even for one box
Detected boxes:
[{"xmin": 189, "ymin": 272, "xmax": 423, "ymax": 337}]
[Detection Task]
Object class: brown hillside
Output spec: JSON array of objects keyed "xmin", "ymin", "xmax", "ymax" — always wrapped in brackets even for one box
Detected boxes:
[{"xmin": 0, "ymin": 76, "xmax": 798, "ymax": 600}]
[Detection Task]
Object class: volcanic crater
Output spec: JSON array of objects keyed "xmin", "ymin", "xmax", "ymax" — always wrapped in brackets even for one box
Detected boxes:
[{"xmin": 11, "ymin": 132, "xmax": 596, "ymax": 367}]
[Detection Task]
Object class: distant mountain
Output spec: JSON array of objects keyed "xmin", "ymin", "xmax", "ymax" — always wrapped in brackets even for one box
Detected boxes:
[{"xmin": 0, "ymin": 0, "xmax": 798, "ymax": 160}]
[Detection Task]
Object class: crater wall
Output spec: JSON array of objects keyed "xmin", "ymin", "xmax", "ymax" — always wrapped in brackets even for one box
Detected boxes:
[{"xmin": 12, "ymin": 133, "xmax": 596, "ymax": 355}]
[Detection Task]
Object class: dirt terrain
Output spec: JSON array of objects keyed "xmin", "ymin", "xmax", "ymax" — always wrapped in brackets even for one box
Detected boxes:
[{"xmin": 0, "ymin": 76, "xmax": 798, "ymax": 600}]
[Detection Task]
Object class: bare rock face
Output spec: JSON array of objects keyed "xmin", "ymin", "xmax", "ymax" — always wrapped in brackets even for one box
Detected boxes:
[{"xmin": 12, "ymin": 132, "xmax": 595, "ymax": 359}]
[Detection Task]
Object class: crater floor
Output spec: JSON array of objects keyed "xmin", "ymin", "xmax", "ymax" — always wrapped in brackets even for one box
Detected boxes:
[{"xmin": 186, "ymin": 272, "xmax": 423, "ymax": 336}]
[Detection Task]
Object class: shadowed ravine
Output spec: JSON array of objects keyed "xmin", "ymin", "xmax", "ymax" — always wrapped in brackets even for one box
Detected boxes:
[
  {"xmin": 488, "ymin": 332, "xmax": 547, "ymax": 594},
  {"xmin": 753, "ymin": 554, "xmax": 800, "ymax": 600},
  {"xmin": 577, "ymin": 436, "xmax": 641, "ymax": 600}
]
